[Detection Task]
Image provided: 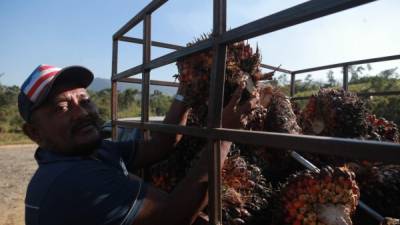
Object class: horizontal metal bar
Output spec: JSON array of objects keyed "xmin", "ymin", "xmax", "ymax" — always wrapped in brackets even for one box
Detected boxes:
[
  {"xmin": 357, "ymin": 90, "xmax": 400, "ymax": 97},
  {"xmin": 293, "ymin": 54, "xmax": 400, "ymax": 74},
  {"xmin": 113, "ymin": 65, "xmax": 144, "ymax": 81},
  {"xmin": 291, "ymin": 96, "xmax": 310, "ymax": 100},
  {"xmin": 219, "ymin": 0, "xmax": 375, "ymax": 44},
  {"xmin": 292, "ymin": 90, "xmax": 400, "ymax": 101},
  {"xmin": 112, "ymin": 39, "xmax": 213, "ymax": 81},
  {"xmin": 114, "ymin": 120, "xmax": 209, "ymax": 138},
  {"xmin": 212, "ymin": 128, "xmax": 400, "ymax": 163},
  {"xmin": 119, "ymin": 36, "xmax": 183, "ymax": 50},
  {"xmin": 113, "ymin": 0, "xmax": 167, "ymax": 39},
  {"xmin": 113, "ymin": 120, "xmax": 400, "ymax": 163},
  {"xmin": 261, "ymin": 63, "xmax": 292, "ymax": 74},
  {"xmin": 119, "ymin": 77, "xmax": 179, "ymax": 87}
]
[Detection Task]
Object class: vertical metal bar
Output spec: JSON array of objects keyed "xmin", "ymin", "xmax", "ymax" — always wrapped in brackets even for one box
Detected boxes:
[
  {"xmin": 208, "ymin": 0, "xmax": 227, "ymax": 224},
  {"xmin": 141, "ymin": 13, "xmax": 152, "ymax": 182},
  {"xmin": 343, "ymin": 65, "xmax": 349, "ymax": 91},
  {"xmin": 111, "ymin": 39, "xmax": 119, "ymax": 140},
  {"xmin": 142, "ymin": 13, "xmax": 151, "ymax": 124},
  {"xmin": 290, "ymin": 72, "xmax": 296, "ymax": 97}
]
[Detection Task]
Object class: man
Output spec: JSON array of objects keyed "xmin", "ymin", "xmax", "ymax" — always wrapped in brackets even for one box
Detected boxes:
[{"xmin": 19, "ymin": 64, "xmax": 258, "ymax": 225}]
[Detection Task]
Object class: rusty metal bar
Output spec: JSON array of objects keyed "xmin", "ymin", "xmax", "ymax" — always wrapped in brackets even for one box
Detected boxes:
[
  {"xmin": 113, "ymin": 120, "xmax": 400, "ymax": 163},
  {"xmin": 343, "ymin": 65, "xmax": 349, "ymax": 91},
  {"xmin": 141, "ymin": 14, "xmax": 151, "ymax": 124},
  {"xmin": 357, "ymin": 91, "xmax": 400, "ymax": 97},
  {"xmin": 291, "ymin": 95, "xmax": 311, "ymax": 100},
  {"xmin": 290, "ymin": 72, "xmax": 296, "ymax": 97},
  {"xmin": 207, "ymin": 0, "xmax": 227, "ymax": 223},
  {"xmin": 111, "ymin": 39, "xmax": 118, "ymax": 140},
  {"xmin": 219, "ymin": 0, "xmax": 375, "ymax": 45},
  {"xmin": 119, "ymin": 36, "xmax": 183, "ymax": 50},
  {"xmin": 114, "ymin": 0, "xmax": 378, "ymax": 81},
  {"xmin": 293, "ymin": 54, "xmax": 400, "ymax": 74},
  {"xmin": 112, "ymin": 39, "xmax": 213, "ymax": 81},
  {"xmin": 261, "ymin": 63, "xmax": 292, "ymax": 74},
  {"xmin": 292, "ymin": 90, "xmax": 400, "ymax": 100},
  {"xmin": 114, "ymin": 120, "xmax": 209, "ymax": 137},
  {"xmin": 113, "ymin": 0, "xmax": 167, "ymax": 39},
  {"xmin": 119, "ymin": 77, "xmax": 179, "ymax": 87}
]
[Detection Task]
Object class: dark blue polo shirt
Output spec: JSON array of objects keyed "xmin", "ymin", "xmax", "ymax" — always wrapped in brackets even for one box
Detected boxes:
[{"xmin": 25, "ymin": 140, "xmax": 147, "ymax": 225}]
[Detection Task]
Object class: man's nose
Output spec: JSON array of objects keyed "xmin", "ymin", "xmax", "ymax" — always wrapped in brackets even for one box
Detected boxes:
[{"xmin": 71, "ymin": 101, "xmax": 89, "ymax": 119}]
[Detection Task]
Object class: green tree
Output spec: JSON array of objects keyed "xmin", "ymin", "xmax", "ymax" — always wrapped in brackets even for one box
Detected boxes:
[
  {"xmin": 325, "ymin": 70, "xmax": 337, "ymax": 87},
  {"xmin": 150, "ymin": 90, "xmax": 173, "ymax": 116}
]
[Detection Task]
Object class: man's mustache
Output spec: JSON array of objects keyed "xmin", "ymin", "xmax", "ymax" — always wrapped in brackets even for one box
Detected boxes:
[{"xmin": 70, "ymin": 115, "xmax": 102, "ymax": 134}]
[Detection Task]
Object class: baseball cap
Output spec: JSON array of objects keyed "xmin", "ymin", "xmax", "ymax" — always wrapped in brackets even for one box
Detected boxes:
[{"xmin": 18, "ymin": 64, "xmax": 94, "ymax": 122}]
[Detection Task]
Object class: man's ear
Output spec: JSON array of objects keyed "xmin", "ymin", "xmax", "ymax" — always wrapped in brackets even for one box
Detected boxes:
[{"xmin": 23, "ymin": 123, "xmax": 41, "ymax": 144}]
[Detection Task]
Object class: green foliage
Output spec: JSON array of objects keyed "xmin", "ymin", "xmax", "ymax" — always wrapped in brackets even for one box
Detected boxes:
[
  {"xmin": 0, "ymin": 83, "xmax": 21, "ymax": 133},
  {"xmin": 150, "ymin": 90, "xmax": 173, "ymax": 116},
  {"xmin": 89, "ymin": 88, "xmax": 172, "ymax": 120}
]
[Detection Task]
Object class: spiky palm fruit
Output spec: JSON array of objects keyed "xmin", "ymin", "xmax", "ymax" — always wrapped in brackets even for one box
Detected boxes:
[
  {"xmin": 366, "ymin": 114, "xmax": 400, "ymax": 143},
  {"xmin": 279, "ymin": 166, "xmax": 360, "ymax": 225},
  {"xmin": 221, "ymin": 151, "xmax": 273, "ymax": 225},
  {"xmin": 301, "ymin": 88, "xmax": 368, "ymax": 138},
  {"xmin": 176, "ymin": 40, "xmax": 271, "ymax": 129},
  {"xmin": 239, "ymin": 85, "xmax": 304, "ymax": 185},
  {"xmin": 381, "ymin": 217, "xmax": 400, "ymax": 225},
  {"xmin": 150, "ymin": 114, "xmax": 206, "ymax": 192},
  {"xmin": 263, "ymin": 86, "xmax": 302, "ymax": 134},
  {"xmin": 349, "ymin": 163, "xmax": 400, "ymax": 222}
]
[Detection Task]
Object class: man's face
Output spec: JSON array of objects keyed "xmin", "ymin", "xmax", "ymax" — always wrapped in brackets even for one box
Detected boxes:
[{"xmin": 30, "ymin": 84, "xmax": 103, "ymax": 156}]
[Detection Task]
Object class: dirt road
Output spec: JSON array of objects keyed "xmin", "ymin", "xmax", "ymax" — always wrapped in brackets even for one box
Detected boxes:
[{"xmin": 0, "ymin": 144, "xmax": 37, "ymax": 225}]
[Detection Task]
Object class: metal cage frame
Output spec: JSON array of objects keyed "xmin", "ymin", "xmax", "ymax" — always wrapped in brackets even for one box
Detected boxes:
[{"xmin": 110, "ymin": 1, "xmax": 400, "ymax": 224}]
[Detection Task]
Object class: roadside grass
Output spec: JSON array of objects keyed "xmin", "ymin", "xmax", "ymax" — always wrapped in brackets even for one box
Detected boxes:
[{"xmin": 0, "ymin": 132, "xmax": 33, "ymax": 145}]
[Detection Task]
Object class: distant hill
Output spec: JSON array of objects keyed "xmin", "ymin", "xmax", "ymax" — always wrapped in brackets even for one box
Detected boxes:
[{"xmin": 88, "ymin": 77, "xmax": 177, "ymax": 96}]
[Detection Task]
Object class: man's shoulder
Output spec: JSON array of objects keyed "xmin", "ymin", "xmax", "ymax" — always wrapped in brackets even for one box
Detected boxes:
[
  {"xmin": 25, "ymin": 157, "xmax": 144, "ymax": 225},
  {"xmin": 26, "ymin": 160, "xmax": 100, "ymax": 199}
]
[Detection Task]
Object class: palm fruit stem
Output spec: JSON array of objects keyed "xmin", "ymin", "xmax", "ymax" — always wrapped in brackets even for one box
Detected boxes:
[{"xmin": 289, "ymin": 149, "xmax": 384, "ymax": 222}]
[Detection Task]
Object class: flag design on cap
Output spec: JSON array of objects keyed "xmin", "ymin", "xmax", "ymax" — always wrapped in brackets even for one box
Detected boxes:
[{"xmin": 21, "ymin": 64, "xmax": 61, "ymax": 102}]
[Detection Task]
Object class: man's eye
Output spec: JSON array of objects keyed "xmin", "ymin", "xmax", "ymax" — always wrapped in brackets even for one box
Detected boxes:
[
  {"xmin": 55, "ymin": 103, "xmax": 68, "ymax": 112},
  {"xmin": 81, "ymin": 98, "xmax": 91, "ymax": 105}
]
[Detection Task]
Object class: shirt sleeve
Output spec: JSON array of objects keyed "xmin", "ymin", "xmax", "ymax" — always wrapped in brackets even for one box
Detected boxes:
[{"xmin": 38, "ymin": 161, "xmax": 147, "ymax": 225}]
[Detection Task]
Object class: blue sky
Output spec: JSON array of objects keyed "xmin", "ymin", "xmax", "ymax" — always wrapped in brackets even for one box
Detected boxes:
[{"xmin": 1, "ymin": 0, "xmax": 399, "ymax": 87}]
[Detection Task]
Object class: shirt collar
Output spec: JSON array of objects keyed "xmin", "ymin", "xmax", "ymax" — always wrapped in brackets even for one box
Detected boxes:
[{"xmin": 34, "ymin": 146, "xmax": 92, "ymax": 164}]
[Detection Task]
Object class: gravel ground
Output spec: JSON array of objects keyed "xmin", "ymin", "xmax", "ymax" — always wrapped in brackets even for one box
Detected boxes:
[{"xmin": 0, "ymin": 144, "xmax": 37, "ymax": 225}]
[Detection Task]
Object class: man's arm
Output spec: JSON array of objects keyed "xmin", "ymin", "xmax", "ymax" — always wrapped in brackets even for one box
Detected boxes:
[
  {"xmin": 130, "ymin": 140, "xmax": 232, "ymax": 225},
  {"xmin": 134, "ymin": 97, "xmax": 190, "ymax": 168},
  {"xmin": 131, "ymin": 87, "xmax": 190, "ymax": 169},
  {"xmin": 130, "ymin": 83, "xmax": 259, "ymax": 225}
]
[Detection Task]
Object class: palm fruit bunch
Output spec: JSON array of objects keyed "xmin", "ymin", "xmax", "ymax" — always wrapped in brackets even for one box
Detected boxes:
[
  {"xmin": 238, "ymin": 84, "xmax": 304, "ymax": 184},
  {"xmin": 349, "ymin": 163, "xmax": 400, "ymax": 224},
  {"xmin": 279, "ymin": 166, "xmax": 360, "ymax": 225},
  {"xmin": 175, "ymin": 39, "xmax": 272, "ymax": 128},
  {"xmin": 221, "ymin": 149, "xmax": 273, "ymax": 225},
  {"xmin": 300, "ymin": 88, "xmax": 368, "ymax": 138},
  {"xmin": 260, "ymin": 84, "xmax": 302, "ymax": 134},
  {"xmin": 365, "ymin": 114, "xmax": 399, "ymax": 143},
  {"xmin": 381, "ymin": 217, "xmax": 400, "ymax": 225},
  {"xmin": 149, "ymin": 114, "xmax": 206, "ymax": 192}
]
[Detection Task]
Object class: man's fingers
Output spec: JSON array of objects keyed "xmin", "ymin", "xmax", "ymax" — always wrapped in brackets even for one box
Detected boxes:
[
  {"xmin": 238, "ymin": 96, "xmax": 259, "ymax": 113},
  {"xmin": 227, "ymin": 82, "xmax": 245, "ymax": 108}
]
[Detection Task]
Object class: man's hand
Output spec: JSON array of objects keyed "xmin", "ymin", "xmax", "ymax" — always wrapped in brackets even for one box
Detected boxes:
[{"xmin": 222, "ymin": 81, "xmax": 259, "ymax": 129}]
